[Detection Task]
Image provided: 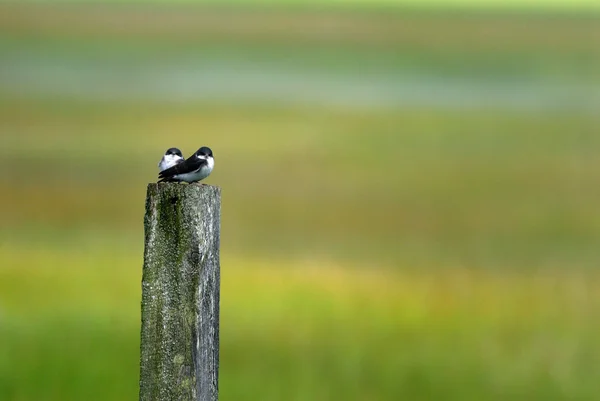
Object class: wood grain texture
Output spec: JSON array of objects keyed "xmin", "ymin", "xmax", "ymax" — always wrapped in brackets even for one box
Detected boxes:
[{"xmin": 140, "ymin": 183, "xmax": 220, "ymax": 401}]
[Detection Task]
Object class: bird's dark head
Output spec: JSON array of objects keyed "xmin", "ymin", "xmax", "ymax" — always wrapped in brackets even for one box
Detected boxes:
[
  {"xmin": 165, "ymin": 148, "xmax": 183, "ymax": 157},
  {"xmin": 196, "ymin": 147, "xmax": 213, "ymax": 159}
]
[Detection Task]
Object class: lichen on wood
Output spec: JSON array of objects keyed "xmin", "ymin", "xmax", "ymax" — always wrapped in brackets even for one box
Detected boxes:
[{"xmin": 140, "ymin": 183, "xmax": 220, "ymax": 401}]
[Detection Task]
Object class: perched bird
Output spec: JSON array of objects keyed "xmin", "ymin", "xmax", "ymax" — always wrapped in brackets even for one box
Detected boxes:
[
  {"xmin": 158, "ymin": 148, "xmax": 185, "ymax": 172},
  {"xmin": 158, "ymin": 146, "xmax": 214, "ymax": 183}
]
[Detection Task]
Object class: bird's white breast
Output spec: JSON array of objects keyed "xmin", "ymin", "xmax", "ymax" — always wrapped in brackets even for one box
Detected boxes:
[
  {"xmin": 205, "ymin": 156, "xmax": 215, "ymax": 172},
  {"xmin": 158, "ymin": 155, "xmax": 183, "ymax": 171}
]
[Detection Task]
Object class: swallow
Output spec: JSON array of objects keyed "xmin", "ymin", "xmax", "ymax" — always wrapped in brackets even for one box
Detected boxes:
[{"xmin": 158, "ymin": 148, "xmax": 185, "ymax": 172}]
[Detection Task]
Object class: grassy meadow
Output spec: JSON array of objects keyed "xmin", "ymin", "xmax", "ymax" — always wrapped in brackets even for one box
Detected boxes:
[{"xmin": 1, "ymin": 5, "xmax": 600, "ymax": 401}]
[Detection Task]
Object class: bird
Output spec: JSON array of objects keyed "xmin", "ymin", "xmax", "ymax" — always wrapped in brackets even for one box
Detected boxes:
[
  {"xmin": 158, "ymin": 146, "xmax": 214, "ymax": 183},
  {"xmin": 158, "ymin": 148, "xmax": 185, "ymax": 172}
]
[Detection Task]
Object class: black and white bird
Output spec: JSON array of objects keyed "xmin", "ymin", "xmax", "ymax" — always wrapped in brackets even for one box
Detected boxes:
[
  {"xmin": 158, "ymin": 146, "xmax": 214, "ymax": 183},
  {"xmin": 158, "ymin": 148, "xmax": 185, "ymax": 172}
]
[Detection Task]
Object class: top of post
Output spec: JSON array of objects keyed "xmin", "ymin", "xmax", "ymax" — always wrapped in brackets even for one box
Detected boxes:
[{"xmin": 148, "ymin": 182, "xmax": 221, "ymax": 192}]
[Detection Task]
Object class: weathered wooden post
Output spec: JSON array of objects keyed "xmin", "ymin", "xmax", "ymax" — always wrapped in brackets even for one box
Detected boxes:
[{"xmin": 139, "ymin": 183, "xmax": 220, "ymax": 401}]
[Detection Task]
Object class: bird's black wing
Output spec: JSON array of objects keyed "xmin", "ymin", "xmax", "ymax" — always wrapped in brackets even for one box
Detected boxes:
[{"xmin": 158, "ymin": 157, "xmax": 206, "ymax": 182}]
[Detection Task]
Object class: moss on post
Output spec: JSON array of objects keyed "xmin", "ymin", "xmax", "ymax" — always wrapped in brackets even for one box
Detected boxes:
[{"xmin": 140, "ymin": 183, "xmax": 220, "ymax": 401}]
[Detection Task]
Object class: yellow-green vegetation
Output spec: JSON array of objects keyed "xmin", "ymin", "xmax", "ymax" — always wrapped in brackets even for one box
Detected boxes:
[
  {"xmin": 4, "ymin": 0, "xmax": 600, "ymax": 12},
  {"xmin": 1, "ymin": 5, "xmax": 600, "ymax": 401}
]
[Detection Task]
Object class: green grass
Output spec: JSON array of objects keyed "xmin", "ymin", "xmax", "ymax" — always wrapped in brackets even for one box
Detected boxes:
[
  {"xmin": 3, "ymin": 249, "xmax": 600, "ymax": 400},
  {"xmin": 1, "ymin": 6, "xmax": 600, "ymax": 401}
]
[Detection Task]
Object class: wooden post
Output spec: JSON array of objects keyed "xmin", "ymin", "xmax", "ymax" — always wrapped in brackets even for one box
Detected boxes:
[{"xmin": 139, "ymin": 183, "xmax": 220, "ymax": 401}]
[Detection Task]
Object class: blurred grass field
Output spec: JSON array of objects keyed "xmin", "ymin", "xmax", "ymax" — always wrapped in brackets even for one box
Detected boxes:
[{"xmin": 0, "ymin": 4, "xmax": 599, "ymax": 401}]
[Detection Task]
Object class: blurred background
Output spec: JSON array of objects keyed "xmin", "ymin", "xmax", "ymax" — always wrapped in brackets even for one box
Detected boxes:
[{"xmin": 0, "ymin": 1, "xmax": 599, "ymax": 400}]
